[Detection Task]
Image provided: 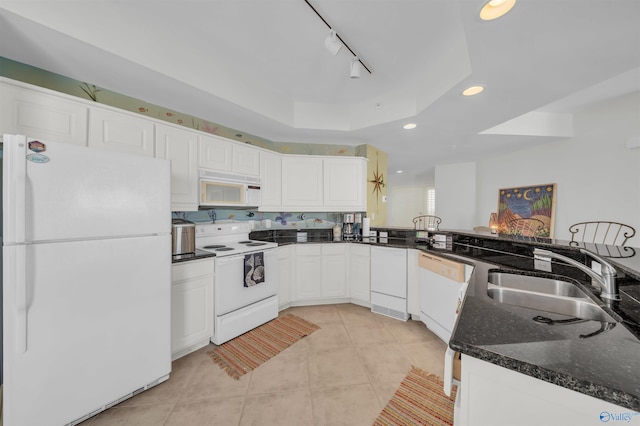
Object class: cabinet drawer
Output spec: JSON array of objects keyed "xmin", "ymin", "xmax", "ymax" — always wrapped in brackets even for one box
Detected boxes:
[
  {"xmin": 296, "ymin": 244, "xmax": 322, "ymax": 256},
  {"xmin": 418, "ymin": 252, "xmax": 464, "ymax": 282},
  {"xmin": 172, "ymin": 259, "xmax": 214, "ymax": 282},
  {"xmin": 322, "ymin": 244, "xmax": 346, "ymax": 255}
]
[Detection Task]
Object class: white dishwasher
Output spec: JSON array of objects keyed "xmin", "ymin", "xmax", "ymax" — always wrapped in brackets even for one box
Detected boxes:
[
  {"xmin": 371, "ymin": 246, "xmax": 409, "ymax": 321},
  {"xmin": 418, "ymin": 252, "xmax": 468, "ymax": 342}
]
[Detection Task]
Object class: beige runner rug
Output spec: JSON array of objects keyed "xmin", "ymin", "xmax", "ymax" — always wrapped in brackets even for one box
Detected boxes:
[
  {"xmin": 208, "ymin": 313, "xmax": 319, "ymax": 379},
  {"xmin": 374, "ymin": 367, "xmax": 457, "ymax": 426}
]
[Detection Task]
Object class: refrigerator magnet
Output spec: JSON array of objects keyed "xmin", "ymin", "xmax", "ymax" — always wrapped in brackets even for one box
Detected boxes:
[
  {"xmin": 28, "ymin": 140, "xmax": 46, "ymax": 152},
  {"xmin": 26, "ymin": 153, "xmax": 50, "ymax": 163}
]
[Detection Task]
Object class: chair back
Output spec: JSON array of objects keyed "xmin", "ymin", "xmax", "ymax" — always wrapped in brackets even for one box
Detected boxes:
[
  {"xmin": 412, "ymin": 215, "xmax": 442, "ymax": 231},
  {"xmin": 569, "ymin": 221, "xmax": 636, "ymax": 246}
]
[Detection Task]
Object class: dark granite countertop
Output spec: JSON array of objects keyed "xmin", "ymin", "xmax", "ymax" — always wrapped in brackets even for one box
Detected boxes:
[
  {"xmin": 444, "ymin": 238, "xmax": 640, "ymax": 412},
  {"xmin": 171, "ymin": 249, "xmax": 216, "ymax": 264},
  {"xmin": 251, "ymin": 227, "xmax": 640, "ymax": 411}
]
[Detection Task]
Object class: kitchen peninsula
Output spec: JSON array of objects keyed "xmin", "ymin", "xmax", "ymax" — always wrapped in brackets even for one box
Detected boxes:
[{"xmin": 246, "ymin": 227, "xmax": 640, "ymax": 419}]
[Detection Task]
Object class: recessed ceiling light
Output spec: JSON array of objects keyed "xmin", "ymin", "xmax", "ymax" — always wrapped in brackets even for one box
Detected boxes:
[
  {"xmin": 462, "ymin": 85, "xmax": 485, "ymax": 96},
  {"xmin": 403, "ymin": 123, "xmax": 417, "ymax": 130},
  {"xmin": 396, "ymin": 170, "xmax": 404, "ymax": 174},
  {"xmin": 480, "ymin": 0, "xmax": 516, "ymax": 20}
]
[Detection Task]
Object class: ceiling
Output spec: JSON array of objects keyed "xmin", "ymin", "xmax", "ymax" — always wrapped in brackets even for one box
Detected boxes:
[{"xmin": 1, "ymin": 0, "xmax": 639, "ymax": 184}]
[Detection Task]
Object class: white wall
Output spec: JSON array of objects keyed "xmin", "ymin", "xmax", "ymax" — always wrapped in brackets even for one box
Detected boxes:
[
  {"xmin": 388, "ymin": 186, "xmax": 431, "ymax": 227},
  {"xmin": 435, "ymin": 162, "xmax": 476, "ymax": 230},
  {"xmin": 476, "ymin": 92, "xmax": 640, "ymax": 241}
]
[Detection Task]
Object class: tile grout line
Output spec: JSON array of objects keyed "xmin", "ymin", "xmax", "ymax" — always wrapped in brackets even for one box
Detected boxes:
[{"xmin": 337, "ymin": 306, "xmax": 384, "ymax": 409}]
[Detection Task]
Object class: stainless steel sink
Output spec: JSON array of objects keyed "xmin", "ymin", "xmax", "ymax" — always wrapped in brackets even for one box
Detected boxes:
[
  {"xmin": 486, "ymin": 271, "xmax": 617, "ymax": 323},
  {"xmin": 487, "ymin": 285, "xmax": 616, "ymax": 323},
  {"xmin": 488, "ymin": 271, "xmax": 588, "ymax": 298}
]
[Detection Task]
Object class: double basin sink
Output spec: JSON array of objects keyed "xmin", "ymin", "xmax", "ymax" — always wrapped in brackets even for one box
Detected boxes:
[{"xmin": 487, "ymin": 271, "xmax": 617, "ymax": 324}]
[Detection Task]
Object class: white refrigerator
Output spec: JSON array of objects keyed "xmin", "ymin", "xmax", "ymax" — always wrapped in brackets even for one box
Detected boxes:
[{"xmin": 1, "ymin": 134, "xmax": 172, "ymax": 426}]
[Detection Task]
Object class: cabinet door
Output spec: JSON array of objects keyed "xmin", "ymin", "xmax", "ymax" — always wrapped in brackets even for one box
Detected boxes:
[
  {"xmin": 282, "ymin": 156, "xmax": 323, "ymax": 208},
  {"xmin": 321, "ymin": 244, "xmax": 347, "ymax": 298},
  {"xmin": 323, "ymin": 157, "xmax": 366, "ymax": 210},
  {"xmin": 349, "ymin": 244, "xmax": 370, "ymax": 305},
  {"xmin": 458, "ymin": 355, "xmax": 630, "ymax": 426},
  {"xmin": 407, "ymin": 249, "xmax": 420, "ymax": 317},
  {"xmin": 277, "ymin": 245, "xmax": 293, "ymax": 309},
  {"xmin": 0, "ymin": 82, "xmax": 88, "ymax": 146},
  {"xmin": 295, "ymin": 245, "xmax": 322, "ymax": 300},
  {"xmin": 155, "ymin": 123, "xmax": 199, "ymax": 211},
  {"xmin": 198, "ymin": 134, "xmax": 232, "ymax": 172},
  {"xmin": 233, "ymin": 144, "xmax": 260, "ymax": 176},
  {"xmin": 171, "ymin": 259, "xmax": 214, "ymax": 359},
  {"xmin": 260, "ymin": 151, "xmax": 282, "ymax": 209},
  {"xmin": 88, "ymin": 107, "xmax": 154, "ymax": 157}
]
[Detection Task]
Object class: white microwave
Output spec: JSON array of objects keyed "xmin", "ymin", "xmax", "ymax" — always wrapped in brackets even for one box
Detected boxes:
[{"xmin": 199, "ymin": 170, "xmax": 261, "ymax": 207}]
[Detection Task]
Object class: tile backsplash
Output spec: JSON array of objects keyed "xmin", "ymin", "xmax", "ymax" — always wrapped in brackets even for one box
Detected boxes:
[{"xmin": 172, "ymin": 210, "xmax": 361, "ymax": 231}]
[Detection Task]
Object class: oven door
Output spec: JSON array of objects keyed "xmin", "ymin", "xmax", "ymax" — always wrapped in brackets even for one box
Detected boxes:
[
  {"xmin": 214, "ymin": 249, "xmax": 278, "ymax": 316},
  {"xmin": 200, "ymin": 179, "xmax": 247, "ymax": 207}
]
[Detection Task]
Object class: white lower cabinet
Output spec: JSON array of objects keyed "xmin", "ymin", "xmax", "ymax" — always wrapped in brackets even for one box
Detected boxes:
[
  {"xmin": 277, "ymin": 245, "xmax": 294, "ymax": 309},
  {"xmin": 293, "ymin": 244, "xmax": 349, "ymax": 304},
  {"xmin": 348, "ymin": 244, "xmax": 370, "ymax": 307},
  {"xmin": 171, "ymin": 259, "xmax": 214, "ymax": 360},
  {"xmin": 294, "ymin": 245, "xmax": 323, "ymax": 301},
  {"xmin": 457, "ymin": 355, "xmax": 631, "ymax": 426},
  {"xmin": 407, "ymin": 249, "xmax": 420, "ymax": 318},
  {"xmin": 321, "ymin": 244, "xmax": 347, "ymax": 298}
]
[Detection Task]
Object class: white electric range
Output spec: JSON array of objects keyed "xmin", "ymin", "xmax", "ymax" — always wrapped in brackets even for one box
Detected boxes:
[{"xmin": 195, "ymin": 222, "xmax": 279, "ymax": 345}]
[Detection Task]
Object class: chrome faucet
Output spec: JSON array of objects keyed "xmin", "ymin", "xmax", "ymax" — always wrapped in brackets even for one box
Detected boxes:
[{"xmin": 533, "ymin": 248, "xmax": 620, "ymax": 301}]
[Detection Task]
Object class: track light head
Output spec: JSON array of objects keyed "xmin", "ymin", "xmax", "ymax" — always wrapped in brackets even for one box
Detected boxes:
[
  {"xmin": 350, "ymin": 57, "xmax": 361, "ymax": 79},
  {"xmin": 324, "ymin": 29, "xmax": 342, "ymax": 55}
]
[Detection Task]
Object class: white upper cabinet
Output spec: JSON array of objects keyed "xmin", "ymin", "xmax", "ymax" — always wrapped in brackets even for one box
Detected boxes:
[
  {"xmin": 198, "ymin": 134, "xmax": 260, "ymax": 176},
  {"xmin": 260, "ymin": 150, "xmax": 282, "ymax": 209},
  {"xmin": 88, "ymin": 107, "xmax": 154, "ymax": 157},
  {"xmin": 281, "ymin": 156, "xmax": 324, "ymax": 209},
  {"xmin": 232, "ymin": 143, "xmax": 260, "ymax": 176},
  {"xmin": 155, "ymin": 123, "xmax": 199, "ymax": 211},
  {"xmin": 198, "ymin": 134, "xmax": 232, "ymax": 172},
  {"xmin": 0, "ymin": 81, "xmax": 88, "ymax": 146},
  {"xmin": 324, "ymin": 157, "xmax": 367, "ymax": 210},
  {"xmin": 279, "ymin": 155, "xmax": 367, "ymax": 212}
]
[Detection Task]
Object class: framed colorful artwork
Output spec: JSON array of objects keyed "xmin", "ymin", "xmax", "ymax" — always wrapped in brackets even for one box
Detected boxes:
[{"xmin": 497, "ymin": 184, "xmax": 557, "ymax": 238}]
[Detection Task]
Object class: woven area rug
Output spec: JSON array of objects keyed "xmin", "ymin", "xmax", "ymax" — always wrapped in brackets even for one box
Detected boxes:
[
  {"xmin": 374, "ymin": 367, "xmax": 457, "ymax": 426},
  {"xmin": 207, "ymin": 314, "xmax": 319, "ymax": 379}
]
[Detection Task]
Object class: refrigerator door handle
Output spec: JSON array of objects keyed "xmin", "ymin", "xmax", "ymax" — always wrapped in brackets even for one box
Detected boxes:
[{"xmin": 15, "ymin": 244, "xmax": 29, "ymax": 353}]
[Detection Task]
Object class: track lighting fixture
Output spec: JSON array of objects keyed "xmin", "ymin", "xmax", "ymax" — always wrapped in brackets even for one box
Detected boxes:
[
  {"xmin": 304, "ymin": 0, "xmax": 372, "ymax": 77},
  {"xmin": 324, "ymin": 29, "xmax": 342, "ymax": 56},
  {"xmin": 350, "ymin": 57, "xmax": 361, "ymax": 79}
]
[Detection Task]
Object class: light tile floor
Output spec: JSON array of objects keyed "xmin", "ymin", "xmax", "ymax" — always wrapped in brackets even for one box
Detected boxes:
[{"xmin": 81, "ymin": 304, "xmax": 447, "ymax": 426}]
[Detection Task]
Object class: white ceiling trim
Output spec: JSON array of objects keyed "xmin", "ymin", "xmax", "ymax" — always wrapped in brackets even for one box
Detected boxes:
[{"xmin": 480, "ymin": 111, "xmax": 574, "ymax": 138}]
